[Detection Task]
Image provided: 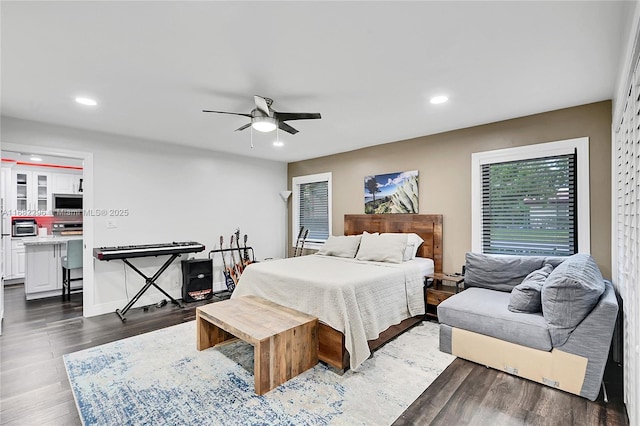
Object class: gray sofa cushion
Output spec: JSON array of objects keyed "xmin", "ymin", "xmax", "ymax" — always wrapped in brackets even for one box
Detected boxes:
[
  {"xmin": 437, "ymin": 287, "xmax": 552, "ymax": 351},
  {"xmin": 542, "ymin": 253, "xmax": 605, "ymax": 346},
  {"xmin": 464, "ymin": 252, "xmax": 564, "ymax": 292},
  {"xmin": 508, "ymin": 263, "xmax": 554, "ymax": 313}
]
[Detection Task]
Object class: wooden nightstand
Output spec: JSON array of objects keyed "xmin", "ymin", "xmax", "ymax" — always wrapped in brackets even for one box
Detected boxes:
[{"xmin": 424, "ymin": 273, "xmax": 465, "ymax": 320}]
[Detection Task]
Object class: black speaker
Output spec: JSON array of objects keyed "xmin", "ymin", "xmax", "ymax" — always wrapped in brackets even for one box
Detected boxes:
[{"xmin": 181, "ymin": 258, "xmax": 213, "ymax": 302}]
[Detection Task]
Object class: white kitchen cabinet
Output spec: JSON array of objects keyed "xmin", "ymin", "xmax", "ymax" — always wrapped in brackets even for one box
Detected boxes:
[
  {"xmin": 1, "ymin": 167, "xmax": 11, "ymax": 282},
  {"xmin": 13, "ymin": 169, "xmax": 51, "ymax": 215},
  {"xmin": 1, "ymin": 166, "xmax": 11, "ymax": 216},
  {"xmin": 23, "ymin": 239, "xmax": 81, "ymax": 300},
  {"xmin": 2, "ymin": 237, "xmax": 11, "ymax": 280},
  {"xmin": 10, "ymin": 238, "xmax": 25, "ymax": 280},
  {"xmin": 52, "ymin": 172, "xmax": 82, "ymax": 194},
  {"xmin": 25, "ymin": 244, "xmax": 61, "ymax": 295}
]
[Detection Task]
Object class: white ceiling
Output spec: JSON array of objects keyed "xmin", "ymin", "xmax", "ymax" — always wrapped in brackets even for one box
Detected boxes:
[{"xmin": 0, "ymin": 1, "xmax": 632, "ymax": 163}]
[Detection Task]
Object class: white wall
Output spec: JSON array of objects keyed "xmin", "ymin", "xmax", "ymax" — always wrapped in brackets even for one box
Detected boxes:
[{"xmin": 1, "ymin": 116, "xmax": 287, "ymax": 317}]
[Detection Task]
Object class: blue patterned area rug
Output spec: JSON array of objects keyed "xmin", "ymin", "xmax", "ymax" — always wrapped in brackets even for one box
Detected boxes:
[{"xmin": 64, "ymin": 320, "xmax": 454, "ymax": 425}]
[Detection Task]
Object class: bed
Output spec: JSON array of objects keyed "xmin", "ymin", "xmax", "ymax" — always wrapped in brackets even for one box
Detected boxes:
[{"xmin": 232, "ymin": 214, "xmax": 443, "ymax": 370}]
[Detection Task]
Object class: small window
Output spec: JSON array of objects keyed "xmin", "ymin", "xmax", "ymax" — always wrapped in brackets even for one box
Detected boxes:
[
  {"xmin": 292, "ymin": 172, "xmax": 332, "ymax": 249},
  {"xmin": 472, "ymin": 138, "xmax": 590, "ymax": 256}
]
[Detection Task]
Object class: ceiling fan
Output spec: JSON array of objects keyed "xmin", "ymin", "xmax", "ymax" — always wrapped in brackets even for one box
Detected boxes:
[{"xmin": 202, "ymin": 95, "xmax": 321, "ymax": 135}]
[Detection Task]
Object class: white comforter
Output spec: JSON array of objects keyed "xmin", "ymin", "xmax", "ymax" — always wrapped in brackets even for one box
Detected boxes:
[{"xmin": 232, "ymin": 255, "xmax": 425, "ymax": 369}]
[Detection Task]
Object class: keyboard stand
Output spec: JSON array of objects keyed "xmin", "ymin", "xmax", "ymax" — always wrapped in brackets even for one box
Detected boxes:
[{"xmin": 115, "ymin": 254, "xmax": 184, "ymax": 322}]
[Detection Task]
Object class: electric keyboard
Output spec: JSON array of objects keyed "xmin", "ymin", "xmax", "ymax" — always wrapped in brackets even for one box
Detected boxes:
[
  {"xmin": 93, "ymin": 241, "xmax": 206, "ymax": 321},
  {"xmin": 93, "ymin": 241, "xmax": 205, "ymax": 261}
]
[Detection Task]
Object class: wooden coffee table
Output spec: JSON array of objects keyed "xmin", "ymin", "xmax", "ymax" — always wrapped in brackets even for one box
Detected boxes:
[{"xmin": 196, "ymin": 295, "xmax": 319, "ymax": 395}]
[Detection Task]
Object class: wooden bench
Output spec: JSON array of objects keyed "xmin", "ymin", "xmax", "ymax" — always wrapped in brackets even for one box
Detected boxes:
[{"xmin": 196, "ymin": 295, "xmax": 319, "ymax": 395}]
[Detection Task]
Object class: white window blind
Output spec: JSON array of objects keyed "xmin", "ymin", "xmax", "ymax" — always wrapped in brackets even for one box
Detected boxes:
[
  {"xmin": 298, "ymin": 180, "xmax": 329, "ymax": 242},
  {"xmin": 292, "ymin": 172, "xmax": 332, "ymax": 248},
  {"xmin": 481, "ymin": 153, "xmax": 577, "ymax": 256},
  {"xmin": 614, "ymin": 52, "xmax": 640, "ymax": 426}
]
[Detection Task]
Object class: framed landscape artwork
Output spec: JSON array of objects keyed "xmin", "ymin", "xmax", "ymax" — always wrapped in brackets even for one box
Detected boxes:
[{"xmin": 364, "ymin": 170, "xmax": 419, "ymax": 214}]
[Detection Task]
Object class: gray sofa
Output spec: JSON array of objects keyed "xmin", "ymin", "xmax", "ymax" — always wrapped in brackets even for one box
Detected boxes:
[{"xmin": 438, "ymin": 252, "xmax": 618, "ymax": 401}]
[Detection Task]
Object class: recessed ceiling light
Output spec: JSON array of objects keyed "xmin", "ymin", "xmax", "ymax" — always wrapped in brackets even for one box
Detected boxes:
[
  {"xmin": 273, "ymin": 141, "xmax": 284, "ymax": 147},
  {"xmin": 430, "ymin": 95, "xmax": 449, "ymax": 105},
  {"xmin": 75, "ymin": 97, "xmax": 97, "ymax": 106},
  {"xmin": 30, "ymin": 156, "xmax": 43, "ymax": 162}
]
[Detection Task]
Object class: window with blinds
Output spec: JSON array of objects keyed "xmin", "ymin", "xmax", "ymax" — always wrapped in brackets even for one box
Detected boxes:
[
  {"xmin": 292, "ymin": 172, "xmax": 332, "ymax": 247},
  {"xmin": 298, "ymin": 180, "xmax": 329, "ymax": 242},
  {"xmin": 481, "ymin": 153, "xmax": 577, "ymax": 256}
]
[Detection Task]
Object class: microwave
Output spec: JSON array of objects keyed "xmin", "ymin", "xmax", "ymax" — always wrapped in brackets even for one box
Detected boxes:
[{"xmin": 52, "ymin": 193, "xmax": 83, "ymax": 216}]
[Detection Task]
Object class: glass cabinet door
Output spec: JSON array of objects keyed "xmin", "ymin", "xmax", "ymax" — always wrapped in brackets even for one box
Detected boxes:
[
  {"xmin": 36, "ymin": 174, "xmax": 48, "ymax": 212},
  {"xmin": 16, "ymin": 172, "xmax": 28, "ymax": 212},
  {"xmin": 13, "ymin": 172, "xmax": 50, "ymax": 213}
]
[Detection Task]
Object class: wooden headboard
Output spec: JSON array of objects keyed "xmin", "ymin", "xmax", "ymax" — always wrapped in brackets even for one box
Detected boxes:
[{"xmin": 344, "ymin": 214, "xmax": 443, "ymax": 273}]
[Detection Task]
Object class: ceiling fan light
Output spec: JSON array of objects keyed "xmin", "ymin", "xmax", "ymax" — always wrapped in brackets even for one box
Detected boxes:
[{"xmin": 252, "ymin": 117, "xmax": 277, "ymax": 132}]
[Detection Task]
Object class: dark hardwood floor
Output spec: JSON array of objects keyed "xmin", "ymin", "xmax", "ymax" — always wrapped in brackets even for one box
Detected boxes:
[
  {"xmin": 0, "ymin": 284, "xmax": 629, "ymax": 425},
  {"xmin": 394, "ymin": 358, "xmax": 628, "ymax": 426},
  {"xmin": 0, "ymin": 284, "xmax": 218, "ymax": 425}
]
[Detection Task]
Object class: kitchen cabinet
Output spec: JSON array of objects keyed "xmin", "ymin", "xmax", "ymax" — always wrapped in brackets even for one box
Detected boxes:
[
  {"xmin": 10, "ymin": 238, "xmax": 25, "ymax": 280},
  {"xmin": 25, "ymin": 243, "xmax": 61, "ymax": 295},
  {"xmin": 13, "ymin": 169, "xmax": 51, "ymax": 215},
  {"xmin": 52, "ymin": 172, "xmax": 82, "ymax": 194},
  {"xmin": 2, "ymin": 237, "xmax": 11, "ymax": 281},
  {"xmin": 1, "ymin": 167, "xmax": 11, "ymax": 283},
  {"xmin": 24, "ymin": 238, "xmax": 81, "ymax": 300},
  {"xmin": 1, "ymin": 166, "xmax": 10, "ymax": 215}
]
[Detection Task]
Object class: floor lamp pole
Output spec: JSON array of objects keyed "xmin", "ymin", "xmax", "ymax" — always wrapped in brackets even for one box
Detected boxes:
[{"xmin": 280, "ymin": 190, "xmax": 292, "ymax": 259}]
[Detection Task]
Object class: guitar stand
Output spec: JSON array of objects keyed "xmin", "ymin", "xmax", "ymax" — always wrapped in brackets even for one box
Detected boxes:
[
  {"xmin": 207, "ymin": 246, "xmax": 255, "ymax": 261},
  {"xmin": 115, "ymin": 254, "xmax": 184, "ymax": 322}
]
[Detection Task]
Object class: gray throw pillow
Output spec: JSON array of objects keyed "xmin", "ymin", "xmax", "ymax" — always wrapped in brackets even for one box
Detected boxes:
[
  {"xmin": 464, "ymin": 252, "xmax": 551, "ymax": 292},
  {"xmin": 541, "ymin": 253, "xmax": 606, "ymax": 347},
  {"xmin": 508, "ymin": 263, "xmax": 554, "ymax": 313}
]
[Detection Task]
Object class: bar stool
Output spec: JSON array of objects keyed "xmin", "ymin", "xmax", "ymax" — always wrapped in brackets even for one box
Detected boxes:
[{"xmin": 62, "ymin": 239, "xmax": 83, "ymax": 301}]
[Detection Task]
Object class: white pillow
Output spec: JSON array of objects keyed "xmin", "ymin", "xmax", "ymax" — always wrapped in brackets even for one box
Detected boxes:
[
  {"xmin": 355, "ymin": 233, "xmax": 407, "ymax": 263},
  {"xmin": 316, "ymin": 235, "xmax": 362, "ymax": 258},
  {"xmin": 382, "ymin": 233, "xmax": 425, "ymax": 260}
]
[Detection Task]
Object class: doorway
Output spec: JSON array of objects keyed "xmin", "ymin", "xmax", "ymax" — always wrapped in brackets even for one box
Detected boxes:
[{"xmin": 1, "ymin": 143, "xmax": 94, "ymax": 319}]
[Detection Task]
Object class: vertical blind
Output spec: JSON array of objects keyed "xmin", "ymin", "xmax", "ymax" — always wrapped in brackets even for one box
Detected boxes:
[
  {"xmin": 481, "ymin": 153, "xmax": 577, "ymax": 256},
  {"xmin": 614, "ymin": 53, "xmax": 640, "ymax": 426},
  {"xmin": 298, "ymin": 180, "xmax": 329, "ymax": 242}
]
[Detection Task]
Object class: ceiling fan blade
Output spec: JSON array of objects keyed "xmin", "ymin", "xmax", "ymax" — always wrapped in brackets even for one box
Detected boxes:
[
  {"xmin": 235, "ymin": 123, "xmax": 252, "ymax": 132},
  {"xmin": 202, "ymin": 110, "xmax": 252, "ymax": 118},
  {"xmin": 274, "ymin": 112, "xmax": 321, "ymax": 121},
  {"xmin": 254, "ymin": 96, "xmax": 271, "ymax": 116},
  {"xmin": 278, "ymin": 121, "xmax": 299, "ymax": 135}
]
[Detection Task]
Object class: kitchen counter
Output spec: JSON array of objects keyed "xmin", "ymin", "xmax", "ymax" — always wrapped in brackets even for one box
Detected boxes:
[
  {"xmin": 22, "ymin": 235, "xmax": 83, "ymax": 246},
  {"xmin": 23, "ymin": 235, "xmax": 83, "ymax": 300}
]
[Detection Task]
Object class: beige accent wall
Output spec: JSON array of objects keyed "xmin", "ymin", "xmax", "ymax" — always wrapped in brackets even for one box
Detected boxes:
[{"xmin": 288, "ymin": 101, "xmax": 612, "ymax": 277}]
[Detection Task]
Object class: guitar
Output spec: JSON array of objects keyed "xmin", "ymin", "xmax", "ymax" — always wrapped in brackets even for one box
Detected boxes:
[
  {"xmin": 219, "ymin": 236, "xmax": 236, "ymax": 292},
  {"xmin": 298, "ymin": 228, "xmax": 309, "ymax": 257},
  {"xmin": 294, "ymin": 226, "xmax": 309, "ymax": 257},
  {"xmin": 235, "ymin": 229, "xmax": 246, "ymax": 270},
  {"xmin": 293, "ymin": 226, "xmax": 304, "ymax": 257},
  {"xmin": 230, "ymin": 234, "xmax": 243, "ymax": 277},
  {"xmin": 243, "ymin": 234, "xmax": 252, "ymax": 266}
]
